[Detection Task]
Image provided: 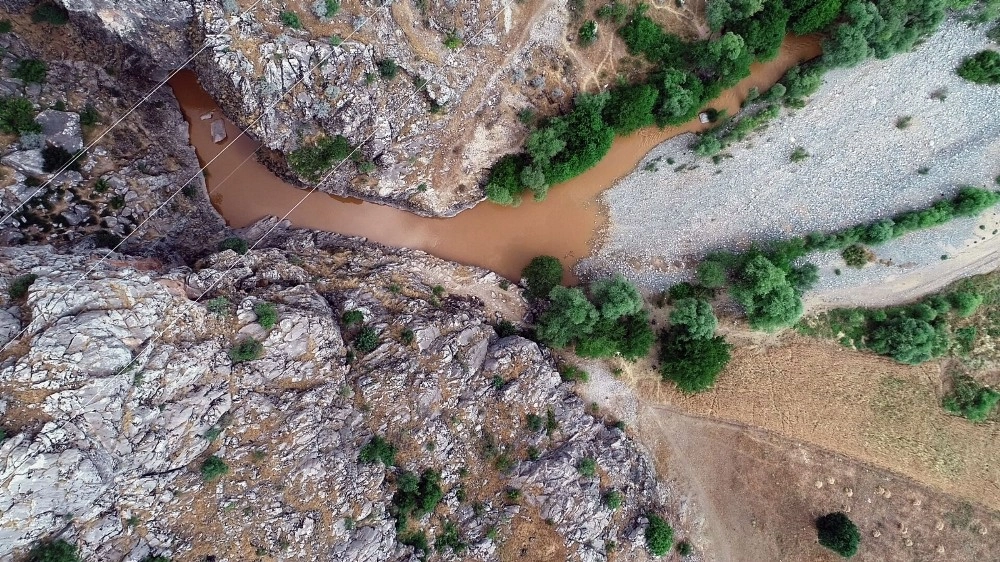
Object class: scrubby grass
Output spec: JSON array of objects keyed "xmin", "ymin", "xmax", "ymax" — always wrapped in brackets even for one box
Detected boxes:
[
  {"xmin": 288, "ymin": 135, "xmax": 352, "ymax": 180},
  {"xmin": 200, "ymin": 455, "xmax": 229, "ymax": 481},
  {"xmin": 14, "ymin": 59, "xmax": 47, "ymax": 83},
  {"xmin": 280, "ymin": 10, "xmax": 303, "ymax": 29},
  {"xmin": 0, "ymin": 96, "xmax": 42, "ymax": 134},
  {"xmin": 7, "ymin": 273, "xmax": 38, "ymax": 299},
  {"xmin": 358, "ymin": 435, "xmax": 397, "ymax": 465},
  {"xmin": 229, "ymin": 339, "xmax": 263, "ymax": 363},
  {"xmin": 254, "ymin": 302, "xmax": 278, "ymax": 329}
]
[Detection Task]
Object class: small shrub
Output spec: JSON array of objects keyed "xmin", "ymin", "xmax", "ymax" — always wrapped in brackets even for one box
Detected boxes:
[
  {"xmin": 206, "ymin": 296, "xmax": 230, "ymax": 315},
  {"xmin": 254, "ymin": 302, "xmax": 278, "ymax": 329},
  {"xmin": 435, "ymin": 520, "xmax": 467, "ymax": 553},
  {"xmin": 517, "ymin": 107, "xmax": 536, "ymax": 124},
  {"xmin": 841, "ymin": 244, "xmax": 869, "ymax": 268},
  {"xmin": 603, "ymin": 490, "xmax": 622, "ymax": 510},
  {"xmin": 956, "ymin": 50, "xmax": 1000, "ymax": 85},
  {"xmin": 401, "ymin": 328, "xmax": 415, "ymax": 345},
  {"xmin": 522, "ymin": 255, "xmax": 563, "ymax": 299},
  {"xmin": 895, "ymin": 115, "xmax": 912, "ymax": 129},
  {"xmin": 229, "ymin": 339, "xmax": 263, "ymax": 363},
  {"xmin": 79, "ymin": 104, "xmax": 100, "ymax": 127},
  {"xmin": 288, "ymin": 134, "xmax": 352, "ymax": 180},
  {"xmin": 943, "ymin": 375, "xmax": 1000, "ymax": 422},
  {"xmin": 677, "ymin": 540, "xmax": 693, "ymax": 556},
  {"xmin": 645, "ymin": 513, "xmax": 674, "ymax": 556},
  {"xmin": 354, "ymin": 326, "xmax": 380, "ymax": 353},
  {"xmin": 0, "ymin": 20, "xmax": 11, "ymax": 33},
  {"xmin": 200, "ymin": 455, "xmax": 229, "ymax": 481},
  {"xmin": 578, "ymin": 20, "xmax": 598, "ymax": 46},
  {"xmin": 816, "ymin": 512, "xmax": 861, "ymax": 558},
  {"xmin": 280, "ymin": 10, "xmax": 303, "ymax": 29},
  {"xmin": 358, "ymin": 435, "xmax": 397, "ymax": 465},
  {"xmin": 577, "ymin": 457, "xmax": 597, "ymax": 477},
  {"xmin": 444, "ymin": 30, "xmax": 463, "ymax": 49},
  {"xmin": 494, "ymin": 319, "xmax": 518, "ymax": 338},
  {"xmin": 342, "ymin": 309, "xmax": 364, "ymax": 326},
  {"xmin": 218, "ymin": 236, "xmax": 249, "ymax": 254},
  {"xmin": 545, "ymin": 408, "xmax": 558, "ymax": 435},
  {"xmin": 790, "ymin": 146, "xmax": 809, "ymax": 162},
  {"xmin": 558, "ymin": 364, "xmax": 589, "ymax": 383},
  {"xmin": 31, "ymin": 3, "xmax": 70, "ymax": 25},
  {"xmin": 41, "ymin": 146, "xmax": 81, "ymax": 173},
  {"xmin": 140, "ymin": 555, "xmax": 171, "ymax": 562},
  {"xmin": 526, "ymin": 413, "xmax": 544, "ymax": 432},
  {"xmin": 8, "ymin": 273, "xmax": 38, "ymax": 299},
  {"xmin": 28, "ymin": 539, "xmax": 79, "ymax": 562},
  {"xmin": 377, "ymin": 58, "xmax": 399, "ymax": 79},
  {"xmin": 14, "ymin": 59, "xmax": 48, "ymax": 83},
  {"xmin": 950, "ymin": 291, "xmax": 983, "ymax": 317},
  {"xmin": 696, "ymin": 260, "xmax": 727, "ymax": 288},
  {"xmin": 0, "ymin": 96, "xmax": 42, "ymax": 134},
  {"xmin": 505, "ymin": 487, "xmax": 522, "ymax": 503}
]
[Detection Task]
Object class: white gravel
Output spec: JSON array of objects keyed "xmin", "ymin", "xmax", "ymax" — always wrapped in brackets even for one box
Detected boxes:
[{"xmin": 581, "ymin": 19, "xmax": 1000, "ymax": 305}]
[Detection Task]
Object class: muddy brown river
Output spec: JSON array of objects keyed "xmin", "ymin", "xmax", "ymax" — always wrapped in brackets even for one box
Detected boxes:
[{"xmin": 169, "ymin": 36, "xmax": 820, "ymax": 282}]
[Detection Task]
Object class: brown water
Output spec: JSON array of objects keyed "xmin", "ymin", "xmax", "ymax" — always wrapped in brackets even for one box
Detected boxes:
[{"xmin": 168, "ymin": 36, "xmax": 820, "ymax": 282}]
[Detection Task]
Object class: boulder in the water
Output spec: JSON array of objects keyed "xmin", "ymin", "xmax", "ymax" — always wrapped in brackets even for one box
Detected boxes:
[{"xmin": 210, "ymin": 119, "xmax": 227, "ymax": 143}]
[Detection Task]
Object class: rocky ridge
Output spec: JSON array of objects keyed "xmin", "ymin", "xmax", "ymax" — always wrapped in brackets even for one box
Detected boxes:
[{"xmin": 0, "ymin": 227, "xmax": 673, "ymax": 561}]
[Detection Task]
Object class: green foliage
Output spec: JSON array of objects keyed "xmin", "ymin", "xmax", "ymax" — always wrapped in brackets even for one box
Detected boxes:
[
  {"xmin": 435, "ymin": 520, "xmax": 467, "ymax": 553},
  {"xmin": 950, "ymin": 291, "xmax": 983, "ymax": 317},
  {"xmin": 526, "ymin": 413, "xmax": 544, "ymax": 432},
  {"xmin": 732, "ymin": 254, "xmax": 804, "ymax": 331},
  {"xmin": 0, "ymin": 20, "xmax": 11, "ymax": 33},
  {"xmin": 229, "ymin": 339, "xmax": 264, "ymax": 363},
  {"xmin": 200, "ymin": 455, "xmax": 229, "ymax": 481},
  {"xmin": 943, "ymin": 376, "xmax": 1000, "ymax": 422},
  {"xmin": 577, "ymin": 457, "xmax": 597, "ymax": 477},
  {"xmin": 444, "ymin": 30, "xmax": 463, "ymax": 49},
  {"xmin": 218, "ymin": 236, "xmax": 249, "ymax": 254},
  {"xmin": 816, "ymin": 512, "xmax": 861, "ymax": 558},
  {"xmin": 578, "ymin": 20, "xmax": 598, "ymax": 46},
  {"xmin": 537, "ymin": 287, "xmax": 599, "ymax": 347},
  {"xmin": 841, "ymin": 244, "xmax": 869, "ymax": 268},
  {"xmin": 324, "ymin": 0, "xmax": 340, "ymax": 16},
  {"xmin": 31, "ymin": 3, "xmax": 70, "ymax": 25},
  {"xmin": 656, "ymin": 68, "xmax": 705, "ymax": 126},
  {"xmin": 727, "ymin": 0, "xmax": 788, "ymax": 61},
  {"xmin": 596, "ymin": 0, "xmax": 629, "ymax": 23},
  {"xmin": 342, "ymin": 309, "xmax": 364, "ymax": 326},
  {"xmin": 692, "ymin": 134, "xmax": 722, "ymax": 156},
  {"xmin": 559, "ymin": 364, "xmax": 590, "ymax": 382},
  {"xmin": 399, "ymin": 530, "xmax": 429, "ymax": 555},
  {"xmin": 288, "ymin": 135, "xmax": 352, "ymax": 180},
  {"xmin": 41, "ymin": 146, "xmax": 81, "ymax": 173},
  {"xmin": 591, "ymin": 275, "xmax": 643, "ymax": 320},
  {"xmin": 790, "ymin": 146, "xmax": 809, "ymax": 162},
  {"xmin": 788, "ymin": 0, "xmax": 841, "ymax": 35},
  {"xmin": 359, "ymin": 435, "xmax": 397, "ymax": 465},
  {"xmin": 525, "ymin": 92, "xmax": 615, "ymax": 191},
  {"xmin": 392, "ymin": 469, "xmax": 444, "ymax": 519},
  {"xmin": 140, "ymin": 555, "xmax": 171, "ymax": 562},
  {"xmin": 781, "ymin": 65, "xmax": 823, "ymax": 101},
  {"xmin": 660, "ymin": 329, "xmax": 732, "ymax": 393},
  {"xmin": 697, "ymin": 32, "xmax": 753, "ymax": 88},
  {"xmin": 603, "ymin": 490, "xmax": 623, "ymax": 510},
  {"xmin": 602, "ymin": 83, "xmax": 657, "ymax": 135},
  {"xmin": 28, "ymin": 540, "xmax": 79, "ymax": 562},
  {"xmin": 669, "ymin": 298, "xmax": 718, "ymax": 340},
  {"xmin": 377, "ymin": 58, "xmax": 399, "ymax": 79},
  {"xmin": 280, "ymin": 10, "xmax": 303, "ymax": 29},
  {"xmin": 867, "ymin": 316, "xmax": 939, "ymax": 364},
  {"xmin": 14, "ymin": 59, "xmax": 48, "ymax": 83},
  {"xmin": 484, "ymin": 154, "xmax": 525, "ymax": 206},
  {"xmin": 494, "ymin": 320, "xmax": 518, "ymax": 338},
  {"xmin": 354, "ymin": 327, "xmax": 380, "ymax": 353},
  {"xmin": 522, "ymin": 255, "xmax": 563, "ymax": 300},
  {"xmin": 8, "ymin": 273, "xmax": 38, "ymax": 299},
  {"xmin": 645, "ymin": 513, "xmax": 674, "ymax": 556},
  {"xmin": 254, "ymin": 302, "xmax": 278, "ymax": 329},
  {"xmin": 958, "ymin": 49, "xmax": 1000, "ymax": 84},
  {"xmin": 677, "ymin": 540, "xmax": 694, "ymax": 556},
  {"xmin": 0, "ymin": 96, "xmax": 42, "ymax": 134},
  {"xmin": 401, "ymin": 328, "xmax": 415, "ymax": 345},
  {"xmin": 207, "ymin": 297, "xmax": 230, "ymax": 315},
  {"xmin": 697, "ymin": 260, "xmax": 727, "ymax": 288},
  {"xmin": 78, "ymin": 104, "xmax": 100, "ymax": 127}
]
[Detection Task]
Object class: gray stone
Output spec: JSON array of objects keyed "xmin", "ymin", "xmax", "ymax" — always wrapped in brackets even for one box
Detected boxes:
[
  {"xmin": 1, "ymin": 150, "xmax": 47, "ymax": 177},
  {"xmin": 210, "ymin": 119, "xmax": 227, "ymax": 143},
  {"xmin": 35, "ymin": 110, "xmax": 84, "ymax": 153}
]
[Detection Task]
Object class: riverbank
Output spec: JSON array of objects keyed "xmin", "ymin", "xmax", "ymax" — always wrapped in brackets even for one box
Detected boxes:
[{"xmin": 583, "ymin": 19, "xmax": 1000, "ymax": 307}]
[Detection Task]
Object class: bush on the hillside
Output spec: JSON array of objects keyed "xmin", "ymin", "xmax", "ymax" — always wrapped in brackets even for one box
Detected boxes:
[
  {"xmin": 229, "ymin": 339, "xmax": 263, "ymax": 363},
  {"xmin": 28, "ymin": 539, "xmax": 79, "ymax": 562},
  {"xmin": 31, "ymin": 3, "xmax": 69, "ymax": 25},
  {"xmin": 0, "ymin": 96, "xmax": 42, "ymax": 134},
  {"xmin": 957, "ymin": 50, "xmax": 1000, "ymax": 84},
  {"xmin": 218, "ymin": 236, "xmax": 249, "ymax": 255},
  {"xmin": 8, "ymin": 273, "xmax": 38, "ymax": 299},
  {"xmin": 943, "ymin": 376, "xmax": 1000, "ymax": 422},
  {"xmin": 358, "ymin": 435, "xmax": 397, "ymax": 465},
  {"xmin": 288, "ymin": 135, "xmax": 352, "ymax": 180},
  {"xmin": 377, "ymin": 58, "xmax": 399, "ymax": 79},
  {"xmin": 659, "ymin": 330, "xmax": 732, "ymax": 393},
  {"xmin": 602, "ymin": 83, "xmax": 657, "ymax": 135},
  {"xmin": 41, "ymin": 146, "xmax": 81, "ymax": 173},
  {"xmin": 604, "ymin": 489, "xmax": 623, "ymax": 509},
  {"xmin": 392, "ymin": 469, "xmax": 444, "ymax": 520},
  {"xmin": 200, "ymin": 455, "xmax": 229, "ymax": 481},
  {"xmin": 644, "ymin": 513, "xmax": 674, "ymax": 556},
  {"xmin": 781, "ymin": 65, "xmax": 824, "ymax": 101},
  {"xmin": 484, "ymin": 155, "xmax": 525, "ymax": 206},
  {"xmin": 669, "ymin": 298, "xmax": 717, "ymax": 340},
  {"xmin": 342, "ymin": 309, "xmax": 364, "ymax": 326},
  {"xmin": 732, "ymin": 254, "xmax": 803, "ymax": 331},
  {"xmin": 697, "ymin": 260, "xmax": 727, "ymax": 288},
  {"xmin": 13, "ymin": 59, "xmax": 48, "ymax": 83},
  {"xmin": 354, "ymin": 327, "xmax": 380, "ymax": 353},
  {"xmin": 578, "ymin": 20, "xmax": 598, "ymax": 46},
  {"xmin": 280, "ymin": 10, "xmax": 303, "ymax": 29},
  {"xmin": 254, "ymin": 302, "xmax": 278, "ymax": 329},
  {"xmin": 576, "ymin": 310, "xmax": 654, "ymax": 360},
  {"xmin": 0, "ymin": 20, "xmax": 11, "ymax": 33},
  {"xmin": 577, "ymin": 457, "xmax": 597, "ymax": 477},
  {"xmin": 522, "ymin": 255, "xmax": 563, "ymax": 300},
  {"xmin": 536, "ymin": 286, "xmax": 599, "ymax": 348},
  {"xmin": 816, "ymin": 512, "xmax": 861, "ymax": 558},
  {"xmin": 841, "ymin": 244, "xmax": 869, "ymax": 268},
  {"xmin": 867, "ymin": 316, "xmax": 939, "ymax": 364},
  {"xmin": 950, "ymin": 291, "xmax": 983, "ymax": 317}
]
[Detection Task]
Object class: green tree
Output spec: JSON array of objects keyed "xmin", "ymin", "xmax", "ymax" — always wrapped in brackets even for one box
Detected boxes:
[
  {"xmin": 644, "ymin": 513, "xmax": 674, "ymax": 556},
  {"xmin": 656, "ymin": 68, "xmax": 705, "ymax": 126},
  {"xmin": 950, "ymin": 291, "xmax": 983, "ymax": 317},
  {"xmin": 788, "ymin": 0, "xmax": 841, "ymax": 35},
  {"xmin": 822, "ymin": 23, "xmax": 871, "ymax": 68},
  {"xmin": 697, "ymin": 260, "xmax": 727, "ymax": 288},
  {"xmin": 359, "ymin": 435, "xmax": 397, "ymax": 465},
  {"xmin": 727, "ymin": 0, "xmax": 789, "ymax": 61},
  {"xmin": 669, "ymin": 298, "xmax": 718, "ymax": 340},
  {"xmin": 787, "ymin": 263, "xmax": 819, "ymax": 293},
  {"xmin": 700, "ymin": 32, "xmax": 753, "ymax": 88},
  {"xmin": 603, "ymin": 83, "xmax": 657, "ymax": 135},
  {"xmin": 956, "ymin": 50, "xmax": 1000, "ymax": 84},
  {"xmin": 536, "ymin": 286, "xmax": 599, "ymax": 348},
  {"xmin": 659, "ymin": 331, "xmax": 732, "ymax": 393},
  {"xmin": 816, "ymin": 512, "xmax": 861, "ymax": 558},
  {"xmin": 590, "ymin": 275, "xmax": 644, "ymax": 320},
  {"xmin": 200, "ymin": 455, "xmax": 229, "ymax": 481},
  {"xmin": 578, "ymin": 20, "xmax": 598, "ymax": 46},
  {"xmin": 484, "ymin": 154, "xmax": 525, "ymax": 206},
  {"xmin": 867, "ymin": 316, "xmax": 939, "ymax": 364},
  {"xmin": 943, "ymin": 376, "xmax": 1000, "ymax": 422},
  {"xmin": 522, "ymin": 255, "xmax": 563, "ymax": 300},
  {"xmin": 28, "ymin": 540, "xmax": 79, "ymax": 562},
  {"xmin": 781, "ymin": 65, "xmax": 824, "ymax": 100},
  {"xmin": 732, "ymin": 255, "xmax": 803, "ymax": 331}
]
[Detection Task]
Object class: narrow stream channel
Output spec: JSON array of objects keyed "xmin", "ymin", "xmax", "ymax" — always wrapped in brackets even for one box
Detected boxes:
[{"xmin": 169, "ymin": 36, "xmax": 820, "ymax": 282}]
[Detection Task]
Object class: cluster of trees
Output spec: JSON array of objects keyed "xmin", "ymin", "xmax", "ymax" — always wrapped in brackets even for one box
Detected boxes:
[
  {"xmin": 659, "ymin": 297, "xmax": 732, "ymax": 393},
  {"xmin": 522, "ymin": 256, "xmax": 655, "ymax": 360}
]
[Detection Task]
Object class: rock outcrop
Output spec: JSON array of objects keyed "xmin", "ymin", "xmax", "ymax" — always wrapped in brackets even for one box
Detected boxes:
[{"xmin": 0, "ymin": 229, "xmax": 672, "ymax": 561}]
